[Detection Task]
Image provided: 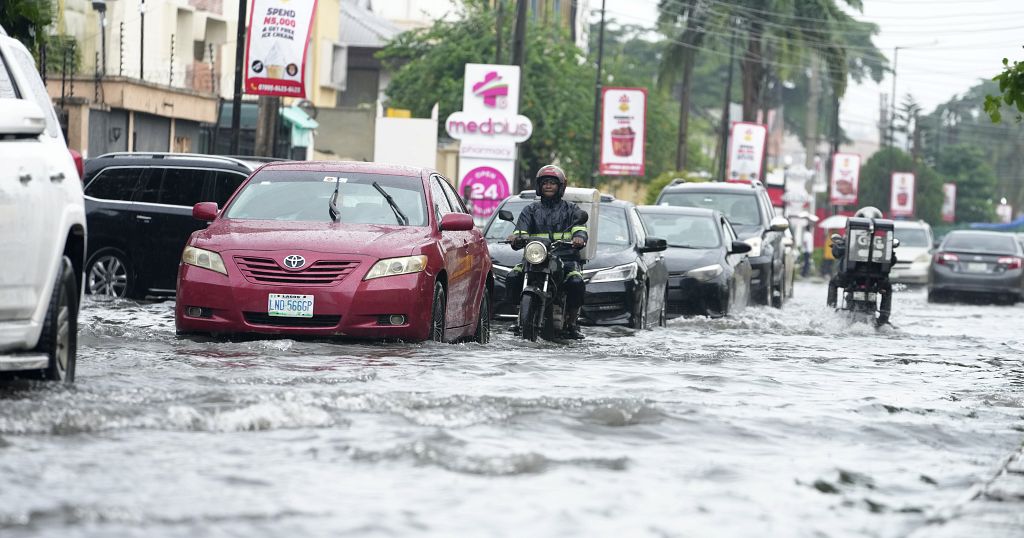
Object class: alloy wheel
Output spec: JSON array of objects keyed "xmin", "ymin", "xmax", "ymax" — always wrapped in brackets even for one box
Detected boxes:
[{"xmin": 88, "ymin": 255, "xmax": 129, "ymax": 297}]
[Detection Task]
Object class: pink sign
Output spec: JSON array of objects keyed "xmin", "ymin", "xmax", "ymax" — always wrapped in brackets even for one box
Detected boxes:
[
  {"xmin": 830, "ymin": 152, "xmax": 861, "ymax": 206},
  {"xmin": 941, "ymin": 183, "xmax": 956, "ymax": 223},
  {"xmin": 458, "ymin": 166, "xmax": 509, "ymax": 219},
  {"xmin": 890, "ymin": 172, "xmax": 915, "ymax": 217}
]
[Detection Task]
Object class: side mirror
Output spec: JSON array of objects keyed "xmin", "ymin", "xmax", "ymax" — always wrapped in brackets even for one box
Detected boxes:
[
  {"xmin": 830, "ymin": 233, "xmax": 842, "ymax": 243},
  {"xmin": 0, "ymin": 98, "xmax": 46, "ymax": 137},
  {"xmin": 640, "ymin": 236, "xmax": 667, "ymax": 253},
  {"xmin": 192, "ymin": 202, "xmax": 219, "ymax": 221},
  {"xmin": 498, "ymin": 209, "xmax": 514, "ymax": 222},
  {"xmin": 769, "ymin": 216, "xmax": 789, "ymax": 232},
  {"xmin": 893, "ymin": 238, "xmax": 901, "ymax": 248},
  {"xmin": 730, "ymin": 240, "xmax": 752, "ymax": 254},
  {"xmin": 575, "ymin": 210, "xmax": 589, "ymax": 225},
  {"xmin": 440, "ymin": 212, "xmax": 475, "ymax": 232}
]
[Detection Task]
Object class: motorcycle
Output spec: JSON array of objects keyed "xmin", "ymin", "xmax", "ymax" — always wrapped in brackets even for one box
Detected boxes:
[
  {"xmin": 498, "ymin": 209, "xmax": 588, "ymax": 342},
  {"xmin": 827, "ymin": 217, "xmax": 899, "ymax": 327}
]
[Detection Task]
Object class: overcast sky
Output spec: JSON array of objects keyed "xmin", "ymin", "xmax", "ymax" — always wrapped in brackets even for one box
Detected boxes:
[{"xmin": 599, "ymin": 0, "xmax": 1024, "ymax": 145}]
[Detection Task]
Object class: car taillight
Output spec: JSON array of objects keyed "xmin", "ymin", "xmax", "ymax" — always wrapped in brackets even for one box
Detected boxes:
[
  {"xmin": 997, "ymin": 256, "xmax": 1022, "ymax": 270},
  {"xmin": 935, "ymin": 252, "xmax": 958, "ymax": 265},
  {"xmin": 69, "ymin": 149, "xmax": 84, "ymax": 181}
]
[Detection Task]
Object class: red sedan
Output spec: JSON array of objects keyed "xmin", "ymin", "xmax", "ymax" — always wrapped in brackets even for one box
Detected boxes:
[{"xmin": 175, "ymin": 161, "xmax": 492, "ymax": 343}]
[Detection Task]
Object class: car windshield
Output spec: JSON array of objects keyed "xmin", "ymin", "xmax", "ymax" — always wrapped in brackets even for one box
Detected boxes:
[
  {"xmin": 943, "ymin": 233, "xmax": 1018, "ymax": 254},
  {"xmin": 894, "ymin": 227, "xmax": 930, "ymax": 247},
  {"xmin": 483, "ymin": 200, "xmax": 630, "ymax": 246},
  {"xmin": 224, "ymin": 170, "xmax": 427, "ymax": 226},
  {"xmin": 659, "ymin": 192, "xmax": 762, "ymax": 226},
  {"xmin": 640, "ymin": 213, "xmax": 721, "ymax": 248},
  {"xmin": 484, "ymin": 201, "xmax": 529, "ymax": 239}
]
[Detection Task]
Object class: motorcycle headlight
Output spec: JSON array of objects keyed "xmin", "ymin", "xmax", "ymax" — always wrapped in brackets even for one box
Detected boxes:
[
  {"xmin": 744, "ymin": 236, "xmax": 762, "ymax": 257},
  {"xmin": 524, "ymin": 241, "xmax": 548, "ymax": 264},
  {"xmin": 182, "ymin": 246, "xmax": 227, "ymax": 275},
  {"xmin": 687, "ymin": 264, "xmax": 723, "ymax": 281},
  {"xmin": 364, "ymin": 255, "xmax": 428, "ymax": 280},
  {"xmin": 590, "ymin": 263, "xmax": 638, "ymax": 283}
]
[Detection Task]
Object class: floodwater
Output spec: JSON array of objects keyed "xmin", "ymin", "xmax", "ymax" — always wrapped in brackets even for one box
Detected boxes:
[{"xmin": 1, "ymin": 282, "xmax": 1022, "ymax": 537}]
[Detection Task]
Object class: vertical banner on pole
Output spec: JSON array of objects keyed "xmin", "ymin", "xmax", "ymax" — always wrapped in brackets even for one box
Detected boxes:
[
  {"xmin": 725, "ymin": 122, "xmax": 767, "ymax": 182},
  {"xmin": 941, "ymin": 183, "xmax": 956, "ymax": 223},
  {"xmin": 829, "ymin": 152, "xmax": 860, "ymax": 206},
  {"xmin": 599, "ymin": 87, "xmax": 647, "ymax": 176},
  {"xmin": 245, "ymin": 0, "xmax": 318, "ymax": 97},
  {"xmin": 890, "ymin": 172, "xmax": 916, "ymax": 217}
]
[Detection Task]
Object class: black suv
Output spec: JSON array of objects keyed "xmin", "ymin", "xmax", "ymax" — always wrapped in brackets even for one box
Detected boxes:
[
  {"xmin": 655, "ymin": 180, "xmax": 789, "ymax": 307},
  {"xmin": 82, "ymin": 153, "xmax": 260, "ymax": 298}
]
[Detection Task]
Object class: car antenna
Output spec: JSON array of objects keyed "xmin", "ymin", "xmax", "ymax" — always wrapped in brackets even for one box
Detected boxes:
[{"xmin": 328, "ymin": 177, "xmax": 341, "ymax": 222}]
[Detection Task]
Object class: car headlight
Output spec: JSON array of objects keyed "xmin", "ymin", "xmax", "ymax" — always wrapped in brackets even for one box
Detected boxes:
[
  {"xmin": 744, "ymin": 236, "xmax": 762, "ymax": 257},
  {"xmin": 915, "ymin": 253, "xmax": 930, "ymax": 263},
  {"xmin": 364, "ymin": 255, "xmax": 428, "ymax": 280},
  {"xmin": 182, "ymin": 246, "xmax": 227, "ymax": 275},
  {"xmin": 590, "ymin": 263, "xmax": 638, "ymax": 283},
  {"xmin": 687, "ymin": 264, "xmax": 723, "ymax": 281},
  {"xmin": 524, "ymin": 241, "xmax": 548, "ymax": 264}
]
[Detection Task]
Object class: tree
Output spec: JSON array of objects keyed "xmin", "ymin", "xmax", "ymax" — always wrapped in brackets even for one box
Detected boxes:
[
  {"xmin": 0, "ymin": 0, "xmax": 52, "ymax": 57},
  {"xmin": 858, "ymin": 148, "xmax": 943, "ymax": 225},
  {"xmin": 934, "ymin": 144, "xmax": 998, "ymax": 223},
  {"xmin": 984, "ymin": 57, "xmax": 1024, "ymax": 123}
]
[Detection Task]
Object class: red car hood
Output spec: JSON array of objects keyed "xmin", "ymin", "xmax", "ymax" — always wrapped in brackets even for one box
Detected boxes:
[{"xmin": 192, "ymin": 219, "xmax": 433, "ymax": 257}]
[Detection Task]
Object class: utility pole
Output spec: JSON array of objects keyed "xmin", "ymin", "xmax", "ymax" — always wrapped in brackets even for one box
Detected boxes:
[
  {"xmin": 589, "ymin": 0, "xmax": 606, "ymax": 188},
  {"xmin": 230, "ymin": 0, "xmax": 249, "ymax": 154},
  {"xmin": 511, "ymin": 0, "xmax": 527, "ymax": 69},
  {"xmin": 255, "ymin": 96, "xmax": 279, "ymax": 157},
  {"xmin": 139, "ymin": 0, "xmax": 145, "ymax": 81},
  {"xmin": 717, "ymin": 25, "xmax": 737, "ymax": 182},
  {"xmin": 495, "ymin": 0, "xmax": 505, "ymax": 64}
]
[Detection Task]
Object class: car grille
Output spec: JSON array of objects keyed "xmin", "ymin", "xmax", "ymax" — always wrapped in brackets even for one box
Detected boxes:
[
  {"xmin": 233, "ymin": 256, "xmax": 360, "ymax": 286},
  {"xmin": 243, "ymin": 312, "xmax": 342, "ymax": 328}
]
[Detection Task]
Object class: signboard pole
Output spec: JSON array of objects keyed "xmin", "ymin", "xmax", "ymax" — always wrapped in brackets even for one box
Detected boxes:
[
  {"xmin": 589, "ymin": 0, "xmax": 606, "ymax": 188},
  {"xmin": 229, "ymin": 0, "xmax": 248, "ymax": 154}
]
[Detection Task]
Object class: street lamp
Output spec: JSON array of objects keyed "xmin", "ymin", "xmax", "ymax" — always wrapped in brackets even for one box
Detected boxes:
[{"xmin": 92, "ymin": 0, "xmax": 107, "ymax": 75}]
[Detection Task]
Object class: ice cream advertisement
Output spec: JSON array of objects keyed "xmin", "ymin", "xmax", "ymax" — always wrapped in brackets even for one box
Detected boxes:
[
  {"xmin": 244, "ymin": 0, "xmax": 318, "ymax": 97},
  {"xmin": 890, "ymin": 172, "xmax": 916, "ymax": 217},
  {"xmin": 599, "ymin": 87, "xmax": 647, "ymax": 176},
  {"xmin": 941, "ymin": 183, "xmax": 956, "ymax": 223},
  {"xmin": 829, "ymin": 152, "xmax": 861, "ymax": 206},
  {"xmin": 726, "ymin": 122, "xmax": 767, "ymax": 183}
]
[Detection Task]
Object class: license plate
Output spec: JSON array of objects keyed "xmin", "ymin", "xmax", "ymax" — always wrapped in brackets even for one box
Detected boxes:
[
  {"xmin": 267, "ymin": 294, "xmax": 314, "ymax": 317},
  {"xmin": 966, "ymin": 262, "xmax": 988, "ymax": 272}
]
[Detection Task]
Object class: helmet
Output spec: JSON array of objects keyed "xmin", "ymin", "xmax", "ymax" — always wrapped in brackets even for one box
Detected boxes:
[
  {"xmin": 854, "ymin": 206, "xmax": 883, "ymax": 220},
  {"xmin": 535, "ymin": 164, "xmax": 567, "ymax": 198}
]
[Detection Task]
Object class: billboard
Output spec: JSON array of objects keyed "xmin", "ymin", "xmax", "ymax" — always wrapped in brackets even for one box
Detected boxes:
[
  {"xmin": 890, "ymin": 172, "xmax": 915, "ymax": 217},
  {"xmin": 244, "ymin": 0, "xmax": 318, "ymax": 97},
  {"xmin": 829, "ymin": 153, "xmax": 861, "ymax": 206},
  {"xmin": 599, "ymin": 87, "xmax": 647, "ymax": 176},
  {"xmin": 726, "ymin": 122, "xmax": 767, "ymax": 182},
  {"xmin": 941, "ymin": 183, "xmax": 956, "ymax": 223}
]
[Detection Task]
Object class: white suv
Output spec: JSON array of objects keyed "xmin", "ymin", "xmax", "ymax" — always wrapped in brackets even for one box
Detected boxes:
[
  {"xmin": 0, "ymin": 27, "xmax": 86, "ymax": 382},
  {"xmin": 891, "ymin": 220, "xmax": 934, "ymax": 286}
]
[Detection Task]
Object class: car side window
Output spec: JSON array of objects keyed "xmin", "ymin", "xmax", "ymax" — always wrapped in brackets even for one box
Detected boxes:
[
  {"xmin": 429, "ymin": 178, "xmax": 453, "ymax": 221},
  {"xmin": 723, "ymin": 218, "xmax": 738, "ymax": 244},
  {"xmin": 84, "ymin": 167, "xmax": 143, "ymax": 201},
  {"xmin": 436, "ymin": 175, "xmax": 469, "ymax": 214},
  {"xmin": 629, "ymin": 208, "xmax": 645, "ymax": 245},
  {"xmin": 212, "ymin": 170, "xmax": 249, "ymax": 207},
  {"xmin": 160, "ymin": 168, "xmax": 209, "ymax": 207},
  {"xmin": 8, "ymin": 46, "xmax": 60, "ymax": 138},
  {"xmin": 0, "ymin": 50, "xmax": 18, "ymax": 99}
]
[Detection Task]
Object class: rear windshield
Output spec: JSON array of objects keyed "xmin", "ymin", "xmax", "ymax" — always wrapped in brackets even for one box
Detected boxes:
[
  {"xmin": 894, "ymin": 227, "xmax": 930, "ymax": 247},
  {"xmin": 943, "ymin": 233, "xmax": 1018, "ymax": 254},
  {"xmin": 640, "ymin": 212, "xmax": 721, "ymax": 248},
  {"xmin": 659, "ymin": 191, "xmax": 762, "ymax": 226},
  {"xmin": 225, "ymin": 170, "xmax": 427, "ymax": 226}
]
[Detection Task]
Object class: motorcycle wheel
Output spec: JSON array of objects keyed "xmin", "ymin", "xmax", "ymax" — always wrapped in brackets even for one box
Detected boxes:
[{"xmin": 519, "ymin": 293, "xmax": 540, "ymax": 342}]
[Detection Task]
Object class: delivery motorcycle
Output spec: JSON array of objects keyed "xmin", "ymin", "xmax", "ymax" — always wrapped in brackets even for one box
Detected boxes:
[{"xmin": 827, "ymin": 217, "xmax": 899, "ymax": 327}]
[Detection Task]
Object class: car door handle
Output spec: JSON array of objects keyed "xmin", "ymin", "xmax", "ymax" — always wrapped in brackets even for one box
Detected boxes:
[
  {"xmin": 18, "ymin": 172, "xmax": 31, "ymax": 183},
  {"xmin": 135, "ymin": 215, "xmax": 152, "ymax": 222},
  {"xmin": 50, "ymin": 172, "xmax": 65, "ymax": 182}
]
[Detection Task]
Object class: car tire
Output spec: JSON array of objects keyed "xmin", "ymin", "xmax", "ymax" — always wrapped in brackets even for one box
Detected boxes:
[
  {"xmin": 36, "ymin": 256, "xmax": 77, "ymax": 383},
  {"xmin": 630, "ymin": 284, "xmax": 649, "ymax": 330},
  {"xmin": 86, "ymin": 248, "xmax": 135, "ymax": 299},
  {"xmin": 927, "ymin": 289, "xmax": 942, "ymax": 303},
  {"xmin": 429, "ymin": 280, "xmax": 447, "ymax": 342},
  {"xmin": 473, "ymin": 288, "xmax": 491, "ymax": 344},
  {"xmin": 771, "ymin": 265, "xmax": 784, "ymax": 309},
  {"xmin": 757, "ymin": 266, "xmax": 773, "ymax": 306}
]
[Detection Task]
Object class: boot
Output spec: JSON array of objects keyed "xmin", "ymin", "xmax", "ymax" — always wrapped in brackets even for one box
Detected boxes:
[{"xmin": 560, "ymin": 307, "xmax": 585, "ymax": 340}]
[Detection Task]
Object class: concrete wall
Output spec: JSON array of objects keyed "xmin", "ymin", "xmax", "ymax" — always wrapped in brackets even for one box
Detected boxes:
[
  {"xmin": 313, "ymin": 106, "xmax": 375, "ymax": 161},
  {"xmin": 88, "ymin": 108, "xmax": 130, "ymax": 157},
  {"xmin": 133, "ymin": 112, "xmax": 171, "ymax": 151}
]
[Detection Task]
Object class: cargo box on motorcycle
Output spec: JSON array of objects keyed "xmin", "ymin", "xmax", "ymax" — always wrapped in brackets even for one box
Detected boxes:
[
  {"xmin": 559, "ymin": 187, "xmax": 601, "ymax": 262},
  {"xmin": 841, "ymin": 217, "xmax": 895, "ymax": 275}
]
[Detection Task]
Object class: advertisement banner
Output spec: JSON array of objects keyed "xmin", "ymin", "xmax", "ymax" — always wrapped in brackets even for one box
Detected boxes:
[
  {"xmin": 244, "ymin": 0, "xmax": 318, "ymax": 97},
  {"xmin": 890, "ymin": 172, "xmax": 916, "ymax": 217},
  {"xmin": 726, "ymin": 122, "xmax": 767, "ymax": 182},
  {"xmin": 599, "ymin": 87, "xmax": 647, "ymax": 176},
  {"xmin": 829, "ymin": 152, "xmax": 861, "ymax": 206},
  {"xmin": 941, "ymin": 183, "xmax": 956, "ymax": 223}
]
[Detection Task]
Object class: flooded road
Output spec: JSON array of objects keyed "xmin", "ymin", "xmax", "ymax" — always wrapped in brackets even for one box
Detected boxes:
[{"xmin": 2, "ymin": 281, "xmax": 1023, "ymax": 537}]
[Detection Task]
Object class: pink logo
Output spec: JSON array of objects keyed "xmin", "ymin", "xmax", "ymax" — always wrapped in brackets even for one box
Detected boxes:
[
  {"xmin": 459, "ymin": 166, "xmax": 509, "ymax": 218},
  {"xmin": 473, "ymin": 71, "xmax": 508, "ymax": 109}
]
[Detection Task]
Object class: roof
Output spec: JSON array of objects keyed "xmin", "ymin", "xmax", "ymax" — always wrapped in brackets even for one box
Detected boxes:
[
  {"xmin": 340, "ymin": 1, "xmax": 402, "ymax": 48},
  {"xmin": 258, "ymin": 160, "xmax": 427, "ymax": 177},
  {"xmin": 662, "ymin": 181, "xmax": 762, "ymax": 194},
  {"xmin": 637, "ymin": 205, "xmax": 718, "ymax": 217},
  {"xmin": 85, "ymin": 152, "xmax": 257, "ymax": 172}
]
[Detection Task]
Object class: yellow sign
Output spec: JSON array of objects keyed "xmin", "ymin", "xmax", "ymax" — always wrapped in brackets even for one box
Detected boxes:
[{"xmin": 386, "ymin": 108, "xmax": 412, "ymax": 118}]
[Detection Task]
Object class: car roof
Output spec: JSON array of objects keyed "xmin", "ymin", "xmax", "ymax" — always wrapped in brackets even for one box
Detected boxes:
[
  {"xmin": 945, "ymin": 230, "xmax": 1015, "ymax": 238},
  {"xmin": 256, "ymin": 160, "xmax": 429, "ymax": 177},
  {"xmin": 892, "ymin": 220, "xmax": 931, "ymax": 228},
  {"xmin": 636, "ymin": 205, "xmax": 718, "ymax": 218},
  {"xmin": 86, "ymin": 152, "xmax": 257, "ymax": 172},
  {"xmin": 661, "ymin": 181, "xmax": 763, "ymax": 194}
]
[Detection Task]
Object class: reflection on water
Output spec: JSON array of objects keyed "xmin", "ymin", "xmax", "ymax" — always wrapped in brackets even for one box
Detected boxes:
[{"xmin": 1, "ymin": 284, "xmax": 1022, "ymax": 537}]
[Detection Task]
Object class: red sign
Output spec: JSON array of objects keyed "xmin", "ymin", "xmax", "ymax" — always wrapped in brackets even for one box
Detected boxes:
[
  {"xmin": 599, "ymin": 87, "xmax": 647, "ymax": 176},
  {"xmin": 890, "ymin": 172, "xmax": 915, "ymax": 217},
  {"xmin": 941, "ymin": 183, "xmax": 956, "ymax": 223},
  {"xmin": 830, "ymin": 153, "xmax": 860, "ymax": 206},
  {"xmin": 244, "ymin": 0, "xmax": 318, "ymax": 97}
]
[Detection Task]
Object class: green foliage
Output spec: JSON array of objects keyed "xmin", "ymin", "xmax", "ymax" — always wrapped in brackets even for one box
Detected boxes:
[
  {"xmin": 934, "ymin": 144, "xmax": 998, "ymax": 223},
  {"xmin": 858, "ymin": 148, "xmax": 943, "ymax": 225},
  {"xmin": 0, "ymin": 0, "xmax": 52, "ymax": 57},
  {"xmin": 44, "ymin": 34, "xmax": 80, "ymax": 75},
  {"xmin": 985, "ymin": 57, "xmax": 1024, "ymax": 123}
]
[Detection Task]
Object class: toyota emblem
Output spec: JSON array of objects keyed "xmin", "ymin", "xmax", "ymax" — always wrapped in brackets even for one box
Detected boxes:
[{"xmin": 283, "ymin": 255, "xmax": 306, "ymax": 269}]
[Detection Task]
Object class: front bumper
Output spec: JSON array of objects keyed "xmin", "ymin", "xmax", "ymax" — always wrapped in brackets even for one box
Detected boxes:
[
  {"xmin": 174, "ymin": 259, "xmax": 436, "ymax": 340},
  {"xmin": 581, "ymin": 279, "xmax": 637, "ymax": 326},
  {"xmin": 929, "ymin": 265, "xmax": 1024, "ymax": 297},
  {"xmin": 890, "ymin": 261, "xmax": 930, "ymax": 285},
  {"xmin": 667, "ymin": 274, "xmax": 728, "ymax": 316}
]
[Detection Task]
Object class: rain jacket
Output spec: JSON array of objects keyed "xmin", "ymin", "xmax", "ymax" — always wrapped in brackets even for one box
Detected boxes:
[{"xmin": 512, "ymin": 197, "xmax": 589, "ymax": 262}]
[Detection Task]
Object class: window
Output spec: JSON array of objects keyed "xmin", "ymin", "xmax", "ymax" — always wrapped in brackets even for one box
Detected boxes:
[
  {"xmin": 84, "ymin": 168, "xmax": 143, "ymax": 201},
  {"xmin": 436, "ymin": 175, "xmax": 469, "ymax": 214},
  {"xmin": 640, "ymin": 213, "xmax": 721, "ymax": 249},
  {"xmin": 660, "ymin": 192, "xmax": 762, "ymax": 227},
  {"xmin": 894, "ymin": 227, "xmax": 930, "ymax": 248},
  {"xmin": 159, "ymin": 168, "xmax": 209, "ymax": 207},
  {"xmin": 597, "ymin": 206, "xmax": 631, "ymax": 246},
  {"xmin": 484, "ymin": 200, "xmax": 529, "ymax": 240},
  {"xmin": 0, "ymin": 50, "xmax": 17, "ymax": 99},
  {"xmin": 430, "ymin": 178, "xmax": 453, "ymax": 221},
  {"xmin": 211, "ymin": 170, "xmax": 249, "ymax": 207},
  {"xmin": 9, "ymin": 46, "xmax": 59, "ymax": 138}
]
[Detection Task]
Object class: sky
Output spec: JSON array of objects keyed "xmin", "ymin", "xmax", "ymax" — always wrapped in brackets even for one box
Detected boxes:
[{"xmin": 598, "ymin": 0, "xmax": 1024, "ymax": 146}]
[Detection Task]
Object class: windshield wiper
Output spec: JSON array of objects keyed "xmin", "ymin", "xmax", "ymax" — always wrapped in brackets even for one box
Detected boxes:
[
  {"xmin": 328, "ymin": 178, "xmax": 341, "ymax": 222},
  {"xmin": 372, "ymin": 182, "xmax": 409, "ymax": 226}
]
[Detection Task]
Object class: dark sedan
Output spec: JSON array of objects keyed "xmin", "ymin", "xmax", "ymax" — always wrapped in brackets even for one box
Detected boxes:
[
  {"xmin": 928, "ymin": 230, "xmax": 1024, "ymax": 304},
  {"xmin": 637, "ymin": 206, "xmax": 752, "ymax": 317},
  {"xmin": 485, "ymin": 193, "xmax": 669, "ymax": 329}
]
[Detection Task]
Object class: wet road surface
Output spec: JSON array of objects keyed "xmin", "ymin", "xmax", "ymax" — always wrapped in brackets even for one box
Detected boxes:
[{"xmin": 2, "ymin": 281, "xmax": 1023, "ymax": 537}]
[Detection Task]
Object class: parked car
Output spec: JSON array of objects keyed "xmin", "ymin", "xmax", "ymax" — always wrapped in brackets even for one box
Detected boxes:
[
  {"xmin": 928, "ymin": 230, "xmax": 1024, "ymax": 304},
  {"xmin": 891, "ymin": 220, "xmax": 934, "ymax": 286},
  {"xmin": 636, "ymin": 206, "xmax": 752, "ymax": 317},
  {"xmin": 656, "ymin": 180, "xmax": 789, "ymax": 307},
  {"xmin": 485, "ymin": 192, "xmax": 669, "ymax": 328},
  {"xmin": 82, "ymin": 153, "xmax": 259, "ymax": 298},
  {"xmin": 175, "ymin": 162, "xmax": 492, "ymax": 342},
  {"xmin": 0, "ymin": 26, "xmax": 86, "ymax": 382}
]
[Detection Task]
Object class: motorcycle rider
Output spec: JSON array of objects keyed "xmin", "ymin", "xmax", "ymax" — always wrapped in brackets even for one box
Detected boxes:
[
  {"xmin": 505, "ymin": 165, "xmax": 589, "ymax": 339},
  {"xmin": 827, "ymin": 206, "xmax": 896, "ymax": 321}
]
